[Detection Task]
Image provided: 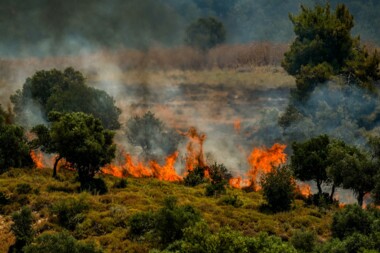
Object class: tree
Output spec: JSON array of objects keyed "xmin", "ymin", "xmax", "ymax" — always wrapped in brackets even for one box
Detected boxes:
[
  {"xmin": 0, "ymin": 110, "xmax": 32, "ymax": 172},
  {"xmin": 185, "ymin": 17, "xmax": 226, "ymax": 51},
  {"xmin": 31, "ymin": 112, "xmax": 116, "ymax": 188},
  {"xmin": 260, "ymin": 166, "xmax": 296, "ymax": 212},
  {"xmin": 282, "ymin": 3, "xmax": 380, "ymax": 99},
  {"xmin": 327, "ymin": 139, "xmax": 377, "ymax": 206},
  {"xmin": 11, "ymin": 67, "xmax": 121, "ymax": 129},
  {"xmin": 290, "ymin": 135, "xmax": 331, "ymax": 197},
  {"xmin": 126, "ymin": 111, "xmax": 181, "ymax": 161}
]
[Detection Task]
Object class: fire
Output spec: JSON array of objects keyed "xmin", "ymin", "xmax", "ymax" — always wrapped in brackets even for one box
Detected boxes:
[
  {"xmin": 180, "ymin": 127, "xmax": 207, "ymax": 171},
  {"xmin": 297, "ymin": 183, "xmax": 312, "ymax": 197},
  {"xmin": 102, "ymin": 151, "xmax": 181, "ymax": 182},
  {"xmin": 30, "ymin": 150, "xmax": 44, "ymax": 169},
  {"xmin": 229, "ymin": 176, "xmax": 252, "ymax": 189},
  {"xmin": 247, "ymin": 143, "xmax": 287, "ymax": 188}
]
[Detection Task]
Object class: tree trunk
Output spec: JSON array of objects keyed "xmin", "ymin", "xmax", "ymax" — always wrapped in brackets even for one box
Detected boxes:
[
  {"xmin": 330, "ymin": 184, "xmax": 336, "ymax": 202},
  {"xmin": 53, "ymin": 156, "xmax": 62, "ymax": 178},
  {"xmin": 317, "ymin": 180, "xmax": 323, "ymax": 196},
  {"xmin": 357, "ymin": 191, "xmax": 365, "ymax": 207}
]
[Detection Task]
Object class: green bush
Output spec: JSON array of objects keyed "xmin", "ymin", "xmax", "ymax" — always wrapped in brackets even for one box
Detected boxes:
[
  {"xmin": 23, "ymin": 231, "xmax": 103, "ymax": 253},
  {"xmin": 15, "ymin": 183, "xmax": 33, "ymax": 194},
  {"xmin": 50, "ymin": 196, "xmax": 89, "ymax": 230},
  {"xmin": 129, "ymin": 211, "xmax": 156, "ymax": 237},
  {"xmin": 290, "ymin": 229, "xmax": 316, "ymax": 252},
  {"xmin": 11, "ymin": 206, "xmax": 34, "ymax": 251},
  {"xmin": 80, "ymin": 178, "xmax": 108, "ymax": 195},
  {"xmin": 205, "ymin": 163, "xmax": 232, "ymax": 197},
  {"xmin": 183, "ymin": 166, "xmax": 208, "ymax": 187},
  {"xmin": 217, "ymin": 195, "xmax": 243, "ymax": 208},
  {"xmin": 332, "ymin": 204, "xmax": 373, "ymax": 239},
  {"xmin": 260, "ymin": 166, "xmax": 296, "ymax": 212},
  {"xmin": 113, "ymin": 178, "xmax": 127, "ymax": 189}
]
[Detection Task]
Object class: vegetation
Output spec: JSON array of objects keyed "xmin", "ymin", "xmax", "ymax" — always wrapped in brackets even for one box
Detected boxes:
[
  {"xmin": 10, "ymin": 207, "xmax": 34, "ymax": 252},
  {"xmin": 11, "ymin": 67, "xmax": 121, "ymax": 129},
  {"xmin": 185, "ymin": 17, "xmax": 226, "ymax": 51},
  {"xmin": 260, "ymin": 166, "xmax": 296, "ymax": 212},
  {"xmin": 0, "ymin": 107, "xmax": 32, "ymax": 173},
  {"xmin": 126, "ymin": 111, "xmax": 181, "ymax": 161},
  {"xmin": 31, "ymin": 112, "xmax": 116, "ymax": 189},
  {"xmin": 204, "ymin": 163, "xmax": 232, "ymax": 197}
]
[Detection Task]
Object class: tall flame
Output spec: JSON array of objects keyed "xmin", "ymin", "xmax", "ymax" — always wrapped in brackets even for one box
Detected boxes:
[
  {"xmin": 180, "ymin": 127, "xmax": 207, "ymax": 171},
  {"xmin": 30, "ymin": 150, "xmax": 44, "ymax": 169}
]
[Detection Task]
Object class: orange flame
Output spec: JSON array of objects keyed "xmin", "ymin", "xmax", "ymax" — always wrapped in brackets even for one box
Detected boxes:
[
  {"xmin": 229, "ymin": 176, "xmax": 252, "ymax": 189},
  {"xmin": 180, "ymin": 127, "xmax": 207, "ymax": 171},
  {"xmin": 102, "ymin": 151, "xmax": 181, "ymax": 182},
  {"xmin": 297, "ymin": 183, "xmax": 312, "ymax": 197},
  {"xmin": 30, "ymin": 150, "xmax": 44, "ymax": 169}
]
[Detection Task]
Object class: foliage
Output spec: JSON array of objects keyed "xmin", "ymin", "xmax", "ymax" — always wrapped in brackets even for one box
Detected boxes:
[
  {"xmin": 327, "ymin": 139, "xmax": 377, "ymax": 206},
  {"xmin": 10, "ymin": 67, "xmax": 121, "ymax": 129},
  {"xmin": 183, "ymin": 166, "xmax": 208, "ymax": 187},
  {"xmin": 0, "ymin": 112, "xmax": 32, "ymax": 172},
  {"xmin": 23, "ymin": 231, "xmax": 103, "ymax": 253},
  {"xmin": 126, "ymin": 111, "xmax": 181, "ymax": 161},
  {"xmin": 50, "ymin": 196, "xmax": 89, "ymax": 230},
  {"xmin": 113, "ymin": 178, "xmax": 128, "ymax": 189},
  {"xmin": 154, "ymin": 196, "xmax": 201, "ymax": 246},
  {"xmin": 32, "ymin": 112, "xmax": 116, "ymax": 186},
  {"xmin": 291, "ymin": 135, "xmax": 331, "ymax": 196},
  {"xmin": 290, "ymin": 229, "xmax": 317, "ymax": 252},
  {"xmin": 15, "ymin": 183, "xmax": 33, "ymax": 195},
  {"xmin": 11, "ymin": 206, "xmax": 34, "ymax": 251},
  {"xmin": 282, "ymin": 3, "xmax": 379, "ymax": 98},
  {"xmin": 81, "ymin": 177, "xmax": 108, "ymax": 195},
  {"xmin": 260, "ymin": 166, "xmax": 296, "ymax": 212},
  {"xmin": 185, "ymin": 17, "xmax": 226, "ymax": 51},
  {"xmin": 205, "ymin": 163, "xmax": 232, "ymax": 197},
  {"xmin": 331, "ymin": 204, "xmax": 373, "ymax": 240},
  {"xmin": 129, "ymin": 211, "xmax": 156, "ymax": 237},
  {"xmin": 217, "ymin": 194, "xmax": 244, "ymax": 208},
  {"xmin": 162, "ymin": 221, "xmax": 297, "ymax": 253}
]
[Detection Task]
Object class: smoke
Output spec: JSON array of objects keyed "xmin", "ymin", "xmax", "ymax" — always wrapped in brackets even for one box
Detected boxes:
[{"xmin": 282, "ymin": 82, "xmax": 380, "ymax": 146}]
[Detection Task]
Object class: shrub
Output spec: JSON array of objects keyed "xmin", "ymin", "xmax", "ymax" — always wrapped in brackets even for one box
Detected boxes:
[
  {"xmin": 332, "ymin": 204, "xmax": 373, "ymax": 239},
  {"xmin": 15, "ymin": 183, "xmax": 33, "ymax": 194},
  {"xmin": 260, "ymin": 166, "xmax": 296, "ymax": 212},
  {"xmin": 81, "ymin": 178, "xmax": 108, "ymax": 195},
  {"xmin": 11, "ymin": 206, "xmax": 34, "ymax": 251},
  {"xmin": 290, "ymin": 229, "xmax": 317, "ymax": 252},
  {"xmin": 0, "ymin": 191, "xmax": 10, "ymax": 206},
  {"xmin": 205, "ymin": 163, "xmax": 232, "ymax": 197},
  {"xmin": 113, "ymin": 178, "xmax": 127, "ymax": 189},
  {"xmin": 183, "ymin": 166, "xmax": 208, "ymax": 187},
  {"xmin": 23, "ymin": 231, "xmax": 103, "ymax": 253},
  {"xmin": 217, "ymin": 195, "xmax": 243, "ymax": 208},
  {"xmin": 129, "ymin": 211, "xmax": 156, "ymax": 237},
  {"xmin": 50, "ymin": 196, "xmax": 89, "ymax": 230}
]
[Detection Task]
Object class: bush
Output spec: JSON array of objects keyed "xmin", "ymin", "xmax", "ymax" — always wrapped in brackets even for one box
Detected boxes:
[
  {"xmin": 23, "ymin": 231, "xmax": 103, "ymax": 253},
  {"xmin": 155, "ymin": 196, "xmax": 201, "ymax": 245},
  {"xmin": 80, "ymin": 178, "xmax": 108, "ymax": 195},
  {"xmin": 15, "ymin": 183, "xmax": 33, "ymax": 194},
  {"xmin": 50, "ymin": 196, "xmax": 89, "ymax": 230},
  {"xmin": 217, "ymin": 195, "xmax": 243, "ymax": 208},
  {"xmin": 332, "ymin": 204, "xmax": 373, "ymax": 239},
  {"xmin": 129, "ymin": 211, "xmax": 156, "ymax": 237},
  {"xmin": 183, "ymin": 166, "xmax": 208, "ymax": 187},
  {"xmin": 11, "ymin": 206, "xmax": 34, "ymax": 251},
  {"xmin": 113, "ymin": 178, "xmax": 127, "ymax": 189},
  {"xmin": 290, "ymin": 229, "xmax": 317, "ymax": 252},
  {"xmin": 205, "ymin": 163, "xmax": 232, "ymax": 197},
  {"xmin": 260, "ymin": 166, "xmax": 296, "ymax": 212}
]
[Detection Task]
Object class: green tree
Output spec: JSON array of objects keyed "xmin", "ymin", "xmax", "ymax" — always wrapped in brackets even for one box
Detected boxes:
[
  {"xmin": 282, "ymin": 3, "xmax": 380, "ymax": 99},
  {"xmin": 185, "ymin": 17, "xmax": 226, "ymax": 51},
  {"xmin": 260, "ymin": 166, "xmax": 296, "ymax": 212},
  {"xmin": 11, "ymin": 67, "xmax": 121, "ymax": 129},
  {"xmin": 327, "ymin": 139, "xmax": 377, "ymax": 206},
  {"xmin": 0, "ymin": 110, "xmax": 32, "ymax": 172},
  {"xmin": 126, "ymin": 111, "xmax": 181, "ymax": 161},
  {"xmin": 10, "ymin": 207, "xmax": 34, "ymax": 252},
  {"xmin": 31, "ymin": 112, "xmax": 115, "ymax": 189},
  {"xmin": 290, "ymin": 135, "xmax": 332, "ymax": 197}
]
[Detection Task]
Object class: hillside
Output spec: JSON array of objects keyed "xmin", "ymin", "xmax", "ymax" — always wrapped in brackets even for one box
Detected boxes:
[{"xmin": 0, "ymin": 168, "xmax": 334, "ymax": 253}]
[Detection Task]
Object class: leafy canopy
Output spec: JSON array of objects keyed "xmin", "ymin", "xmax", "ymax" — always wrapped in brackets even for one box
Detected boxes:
[{"xmin": 11, "ymin": 67, "xmax": 121, "ymax": 129}]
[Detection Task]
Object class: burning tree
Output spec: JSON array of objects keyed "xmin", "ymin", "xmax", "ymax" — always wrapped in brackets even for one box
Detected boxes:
[{"xmin": 31, "ymin": 112, "xmax": 116, "ymax": 189}]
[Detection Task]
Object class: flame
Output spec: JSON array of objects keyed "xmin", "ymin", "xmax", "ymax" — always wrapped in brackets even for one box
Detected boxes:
[
  {"xmin": 247, "ymin": 143, "xmax": 287, "ymax": 188},
  {"xmin": 30, "ymin": 150, "xmax": 44, "ymax": 169},
  {"xmin": 102, "ymin": 151, "xmax": 181, "ymax": 182},
  {"xmin": 180, "ymin": 127, "xmax": 207, "ymax": 171},
  {"xmin": 297, "ymin": 183, "xmax": 312, "ymax": 197},
  {"xmin": 229, "ymin": 176, "xmax": 252, "ymax": 189}
]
